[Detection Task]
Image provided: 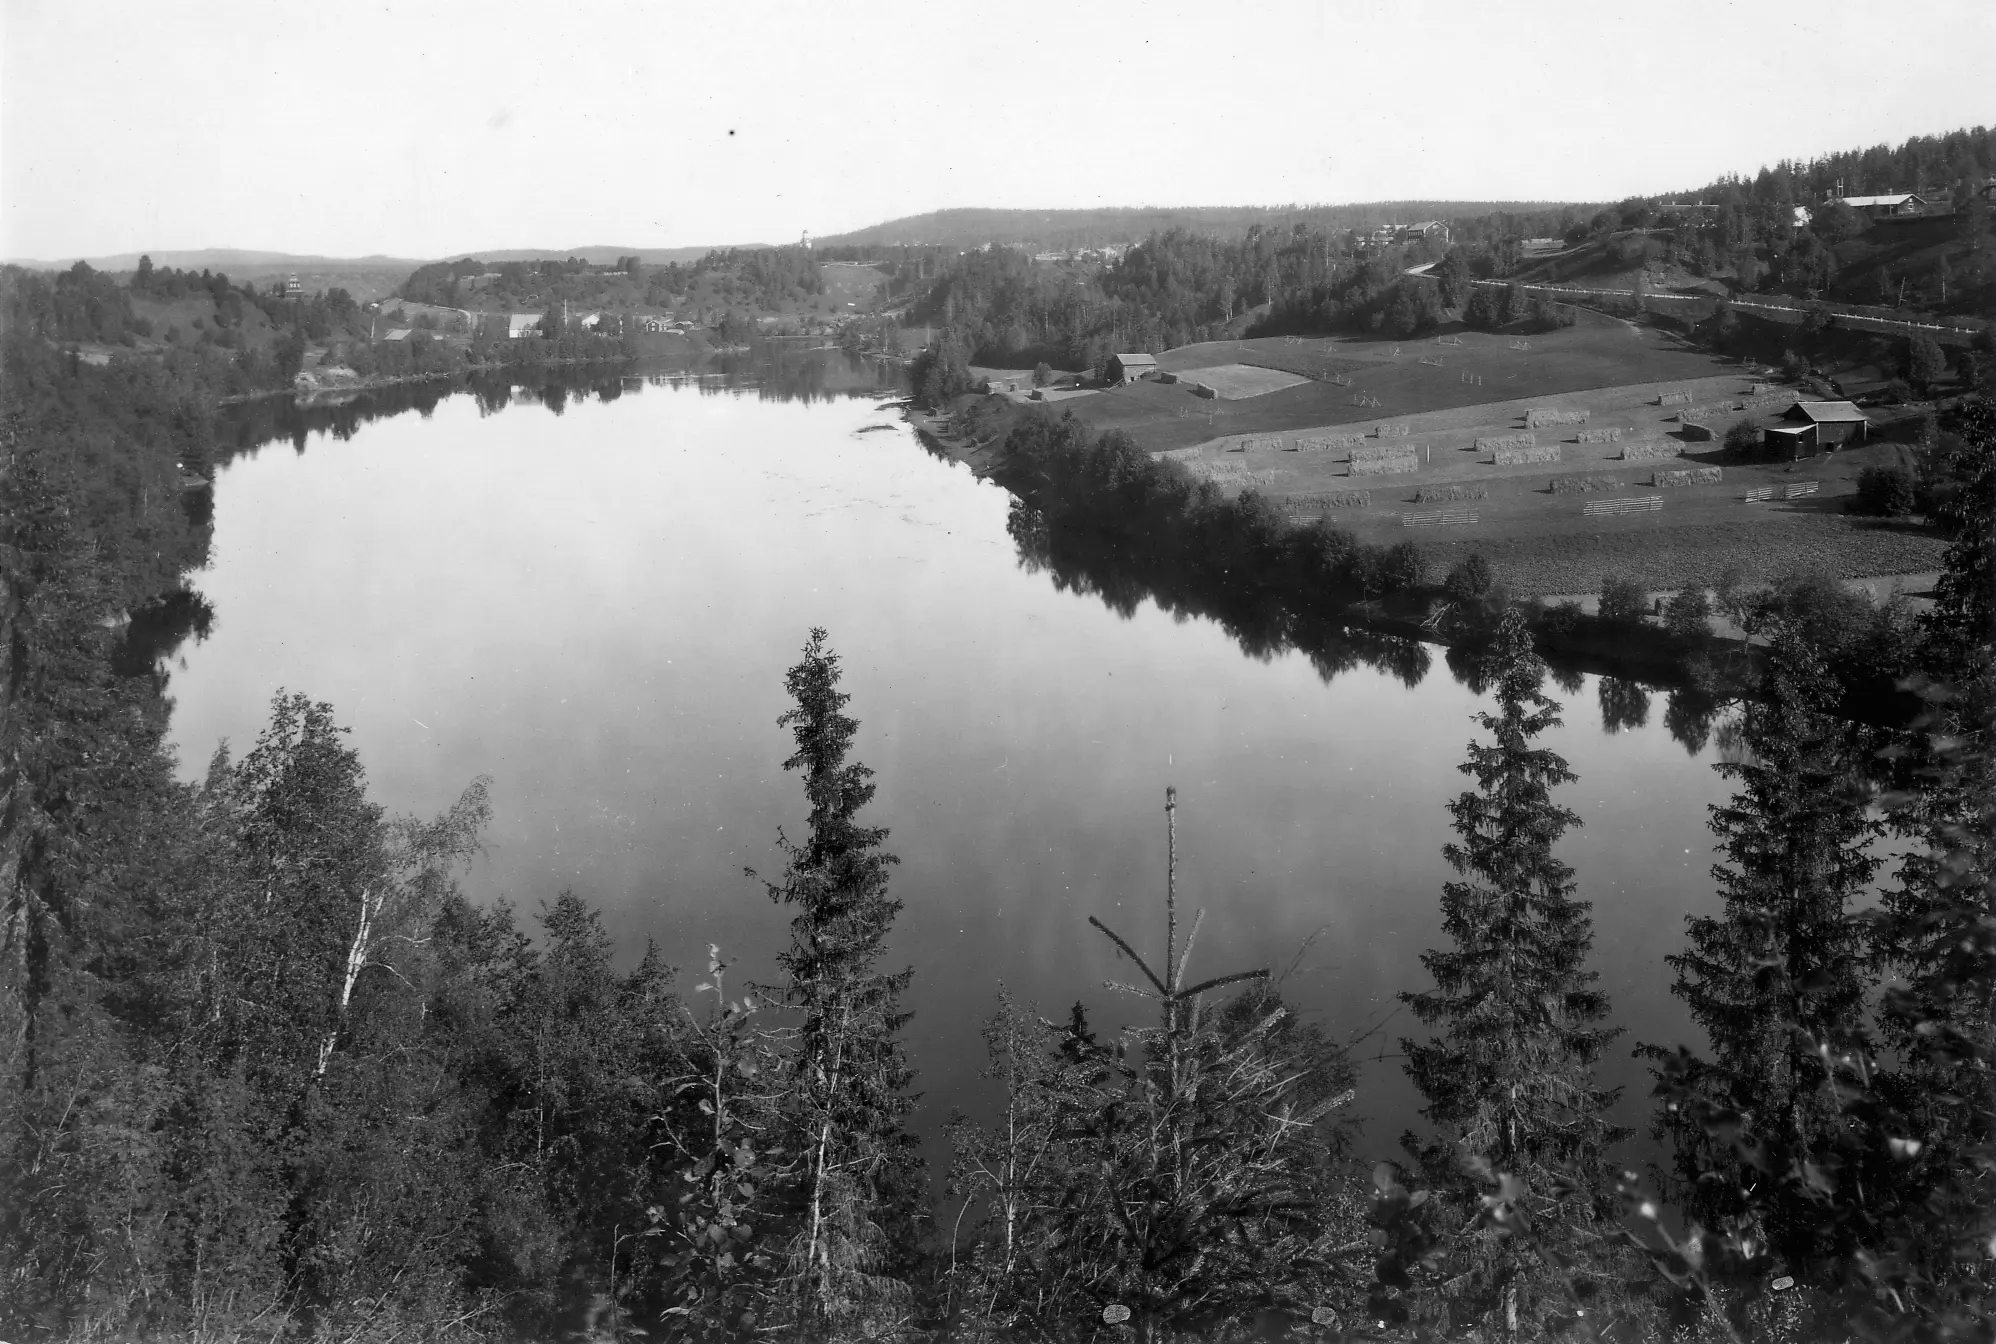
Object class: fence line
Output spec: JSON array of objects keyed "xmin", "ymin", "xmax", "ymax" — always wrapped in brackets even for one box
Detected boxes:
[
  {"xmin": 1402, "ymin": 508, "xmax": 1478, "ymax": 527},
  {"xmin": 1582, "ymin": 496, "xmax": 1663, "ymax": 517}
]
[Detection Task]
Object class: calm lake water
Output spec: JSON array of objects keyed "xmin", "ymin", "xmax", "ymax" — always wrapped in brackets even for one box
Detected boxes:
[{"xmin": 166, "ymin": 356, "xmax": 1737, "ymax": 1164}]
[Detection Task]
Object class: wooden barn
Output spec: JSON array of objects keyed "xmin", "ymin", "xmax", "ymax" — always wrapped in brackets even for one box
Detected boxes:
[
  {"xmin": 1763, "ymin": 401, "xmax": 1870, "ymax": 457},
  {"xmin": 1833, "ymin": 192, "xmax": 1929, "ymax": 219},
  {"xmin": 1106, "ymin": 352, "xmax": 1158, "ymax": 385}
]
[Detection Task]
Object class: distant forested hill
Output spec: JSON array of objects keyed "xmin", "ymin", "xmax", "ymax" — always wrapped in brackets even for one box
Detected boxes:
[
  {"xmin": 456, "ymin": 244, "xmax": 768, "ymax": 266},
  {"xmin": 818, "ymin": 203, "xmax": 1587, "ymax": 251}
]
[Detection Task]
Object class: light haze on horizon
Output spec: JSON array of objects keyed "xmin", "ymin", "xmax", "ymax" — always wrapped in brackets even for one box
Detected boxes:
[{"xmin": 3, "ymin": 0, "xmax": 1991, "ymax": 263}]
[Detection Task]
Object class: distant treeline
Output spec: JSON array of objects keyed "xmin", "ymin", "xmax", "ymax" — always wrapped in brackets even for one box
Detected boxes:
[
  {"xmin": 398, "ymin": 247, "xmax": 828, "ymax": 317},
  {"xmin": 813, "ymin": 202, "xmax": 1593, "ymax": 252},
  {"xmin": 888, "ymin": 125, "xmax": 1996, "ymax": 370}
]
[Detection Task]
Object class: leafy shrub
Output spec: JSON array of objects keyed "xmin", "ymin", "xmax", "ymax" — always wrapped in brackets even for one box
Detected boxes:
[
  {"xmin": 1723, "ymin": 417, "xmax": 1760, "ymax": 455},
  {"xmin": 1599, "ymin": 575, "xmax": 1649, "ymax": 626},
  {"xmin": 1904, "ymin": 335, "xmax": 1947, "ymax": 393},
  {"xmin": 1443, "ymin": 554, "xmax": 1492, "ymax": 602},
  {"xmin": 1540, "ymin": 599, "xmax": 1584, "ymax": 634},
  {"xmin": 1664, "ymin": 587, "xmax": 1712, "ymax": 638},
  {"xmin": 1380, "ymin": 540, "xmax": 1422, "ymax": 592},
  {"xmin": 1855, "ymin": 464, "xmax": 1916, "ymax": 516}
]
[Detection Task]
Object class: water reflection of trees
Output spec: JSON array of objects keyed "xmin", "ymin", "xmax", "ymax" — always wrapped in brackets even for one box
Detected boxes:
[
  {"xmin": 216, "ymin": 345, "xmax": 903, "ymax": 469},
  {"xmin": 126, "ymin": 348, "xmax": 908, "ymax": 679},
  {"xmin": 1003, "ymin": 483, "xmax": 1745, "ymax": 755},
  {"xmin": 1006, "ymin": 498, "xmax": 1433, "ymax": 689}
]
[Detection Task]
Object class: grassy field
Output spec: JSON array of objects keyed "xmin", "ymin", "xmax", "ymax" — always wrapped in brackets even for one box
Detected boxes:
[
  {"xmin": 1180, "ymin": 363, "xmax": 1312, "ymax": 398},
  {"xmin": 980, "ymin": 309, "xmax": 1953, "ymax": 594},
  {"xmin": 1257, "ymin": 422, "xmax": 1945, "ymax": 595},
  {"xmin": 1058, "ymin": 310, "xmax": 1735, "ymax": 453},
  {"xmin": 1416, "ymin": 513, "xmax": 1947, "ymax": 596},
  {"xmin": 818, "ymin": 262, "xmax": 889, "ymax": 310}
]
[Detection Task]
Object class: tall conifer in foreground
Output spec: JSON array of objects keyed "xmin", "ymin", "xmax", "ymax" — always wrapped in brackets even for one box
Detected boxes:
[
  {"xmin": 1868, "ymin": 398, "xmax": 1996, "ymax": 1324},
  {"xmin": 1656, "ymin": 628, "xmax": 1879, "ymax": 1285},
  {"xmin": 1399, "ymin": 608, "xmax": 1624, "ymax": 1336},
  {"xmin": 756, "ymin": 628, "xmax": 922, "ymax": 1341}
]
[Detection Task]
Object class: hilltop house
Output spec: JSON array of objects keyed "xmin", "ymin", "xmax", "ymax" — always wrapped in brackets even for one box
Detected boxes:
[
  {"xmin": 1763, "ymin": 400, "xmax": 1870, "ymax": 457},
  {"xmin": 1106, "ymin": 352, "xmax": 1158, "ymax": 384},
  {"xmin": 1396, "ymin": 221, "xmax": 1451, "ymax": 245},
  {"xmin": 1829, "ymin": 192, "xmax": 1929, "ymax": 219}
]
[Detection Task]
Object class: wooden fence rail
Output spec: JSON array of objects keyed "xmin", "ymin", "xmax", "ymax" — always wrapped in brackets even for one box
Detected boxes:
[
  {"xmin": 1402, "ymin": 508, "xmax": 1478, "ymax": 527},
  {"xmin": 1582, "ymin": 496, "xmax": 1663, "ymax": 516}
]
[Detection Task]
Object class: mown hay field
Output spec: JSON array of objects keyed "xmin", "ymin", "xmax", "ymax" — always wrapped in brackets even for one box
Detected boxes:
[
  {"xmin": 1417, "ymin": 515, "xmax": 1947, "ymax": 596},
  {"xmin": 1070, "ymin": 310, "xmax": 1732, "ymax": 453},
  {"xmin": 1181, "ymin": 363, "xmax": 1313, "ymax": 399}
]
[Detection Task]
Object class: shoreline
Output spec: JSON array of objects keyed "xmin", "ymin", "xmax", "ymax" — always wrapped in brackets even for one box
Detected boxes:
[{"xmin": 218, "ymin": 352, "xmax": 638, "ymax": 406}]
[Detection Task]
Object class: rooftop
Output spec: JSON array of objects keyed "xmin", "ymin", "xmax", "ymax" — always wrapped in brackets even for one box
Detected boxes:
[{"xmin": 1788, "ymin": 400, "xmax": 1869, "ymax": 423}]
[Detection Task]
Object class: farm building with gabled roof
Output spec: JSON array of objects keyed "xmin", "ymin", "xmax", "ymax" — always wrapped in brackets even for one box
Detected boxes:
[
  {"xmin": 1763, "ymin": 400, "xmax": 1870, "ymax": 458},
  {"xmin": 1830, "ymin": 192, "xmax": 1929, "ymax": 218},
  {"xmin": 1106, "ymin": 352, "xmax": 1158, "ymax": 384}
]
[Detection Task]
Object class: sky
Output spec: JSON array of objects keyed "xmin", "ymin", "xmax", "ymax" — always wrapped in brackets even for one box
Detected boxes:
[{"xmin": 3, "ymin": 0, "xmax": 1992, "ymax": 263}]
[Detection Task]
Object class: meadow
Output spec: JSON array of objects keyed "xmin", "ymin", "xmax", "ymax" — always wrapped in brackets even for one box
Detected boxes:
[{"xmin": 994, "ymin": 311, "xmax": 1950, "ymax": 595}]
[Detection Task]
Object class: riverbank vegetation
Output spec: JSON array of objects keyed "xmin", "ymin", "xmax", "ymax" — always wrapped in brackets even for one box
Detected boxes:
[{"xmin": 5, "ymin": 266, "xmax": 1994, "ymax": 1341}]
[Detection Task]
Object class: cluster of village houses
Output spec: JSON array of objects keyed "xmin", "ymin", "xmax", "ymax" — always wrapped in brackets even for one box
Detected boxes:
[{"xmin": 1660, "ymin": 177, "xmax": 1996, "ymax": 229}]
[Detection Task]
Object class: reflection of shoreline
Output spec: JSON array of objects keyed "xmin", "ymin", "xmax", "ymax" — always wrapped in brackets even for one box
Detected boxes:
[
  {"xmin": 906, "ymin": 407, "xmax": 1007, "ymax": 479},
  {"xmin": 217, "ymin": 355, "xmax": 636, "ymax": 408},
  {"xmin": 213, "ymin": 345, "xmax": 909, "ymax": 470}
]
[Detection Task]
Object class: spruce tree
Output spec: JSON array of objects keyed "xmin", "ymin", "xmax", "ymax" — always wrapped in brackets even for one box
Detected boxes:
[
  {"xmin": 1399, "ymin": 608, "xmax": 1624, "ymax": 1336},
  {"xmin": 966, "ymin": 790, "xmax": 1355, "ymax": 1339},
  {"xmin": 1864, "ymin": 399, "xmax": 1996, "ymax": 1324},
  {"xmin": 1657, "ymin": 624, "xmax": 1880, "ymax": 1287},
  {"xmin": 755, "ymin": 629, "xmax": 922, "ymax": 1340}
]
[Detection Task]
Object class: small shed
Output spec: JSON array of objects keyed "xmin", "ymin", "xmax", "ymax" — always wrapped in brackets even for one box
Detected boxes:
[
  {"xmin": 1106, "ymin": 352, "xmax": 1158, "ymax": 385},
  {"xmin": 1764, "ymin": 400, "xmax": 1870, "ymax": 457},
  {"xmin": 380, "ymin": 328, "xmax": 412, "ymax": 342}
]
